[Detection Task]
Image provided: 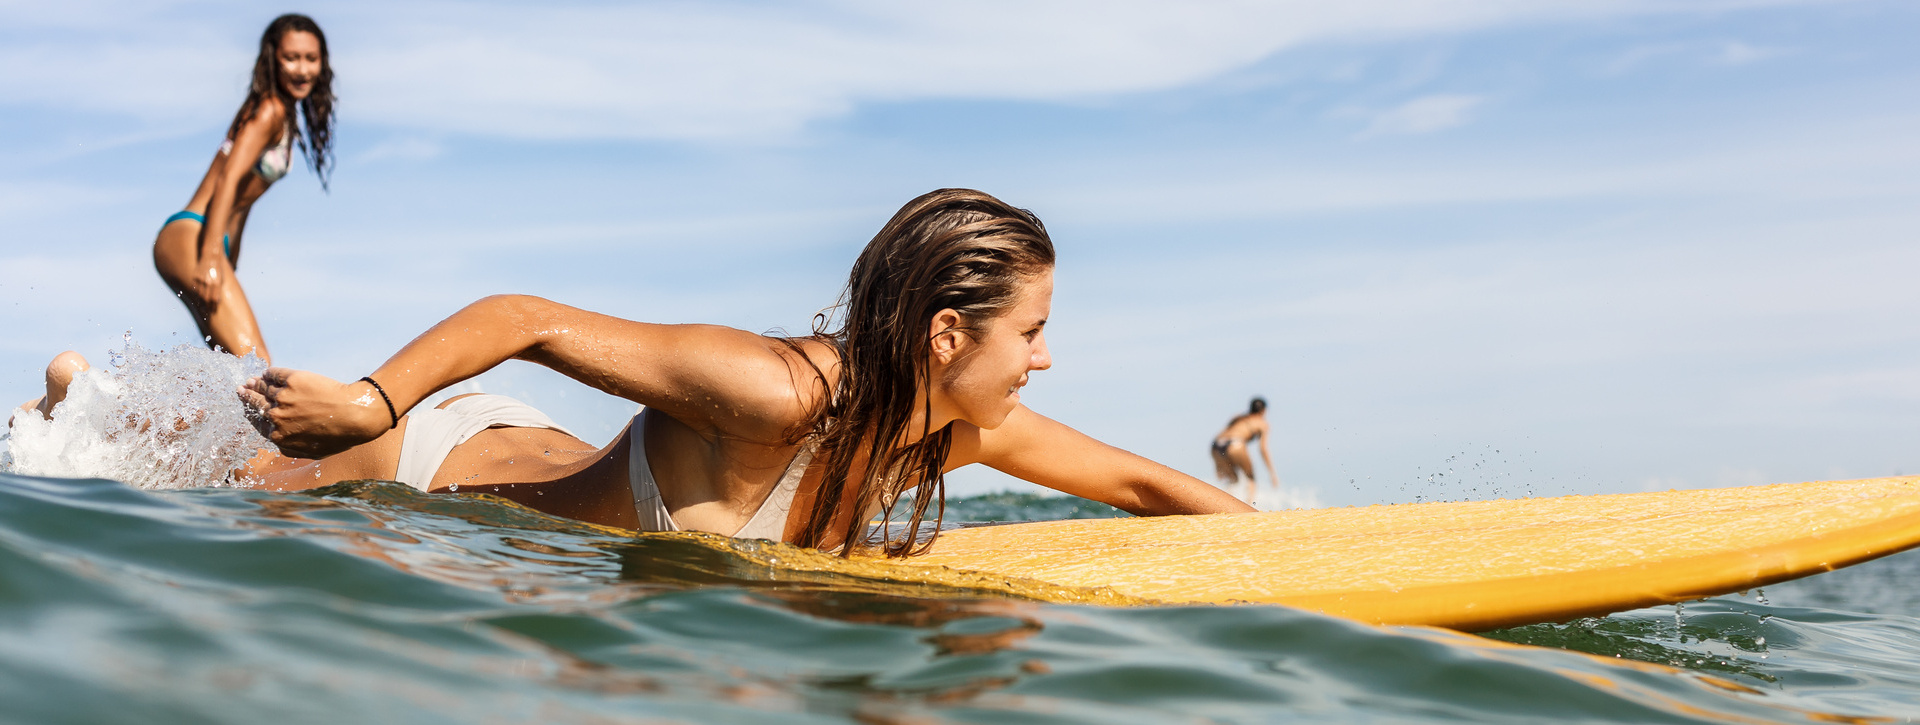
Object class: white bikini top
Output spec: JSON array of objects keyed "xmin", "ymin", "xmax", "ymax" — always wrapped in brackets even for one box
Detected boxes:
[
  {"xmin": 627, "ymin": 409, "xmax": 818, "ymax": 541},
  {"xmin": 220, "ymin": 129, "xmax": 294, "ymax": 184}
]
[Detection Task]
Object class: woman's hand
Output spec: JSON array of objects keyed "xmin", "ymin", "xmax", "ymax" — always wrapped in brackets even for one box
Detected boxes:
[
  {"xmin": 191, "ymin": 255, "xmax": 229, "ymax": 311},
  {"xmin": 239, "ymin": 369, "xmax": 394, "ymax": 459}
]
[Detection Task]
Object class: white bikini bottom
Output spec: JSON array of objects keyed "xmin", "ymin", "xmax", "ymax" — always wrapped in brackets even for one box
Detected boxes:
[{"xmin": 393, "ymin": 394, "xmax": 574, "ymax": 491}]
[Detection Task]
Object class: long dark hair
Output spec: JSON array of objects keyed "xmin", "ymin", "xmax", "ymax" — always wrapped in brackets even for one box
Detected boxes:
[
  {"xmin": 794, "ymin": 189, "xmax": 1056, "ymax": 557},
  {"xmin": 225, "ymin": 14, "xmax": 336, "ymax": 188}
]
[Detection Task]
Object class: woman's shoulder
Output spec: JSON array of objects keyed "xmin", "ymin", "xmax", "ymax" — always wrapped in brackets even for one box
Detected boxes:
[
  {"xmin": 774, "ymin": 335, "xmax": 842, "ymax": 373},
  {"xmin": 760, "ymin": 334, "xmax": 842, "ymax": 416},
  {"xmin": 235, "ymin": 96, "xmax": 291, "ymax": 136},
  {"xmin": 257, "ymin": 93, "xmax": 291, "ymax": 117},
  {"xmin": 657, "ymin": 329, "xmax": 839, "ymax": 443}
]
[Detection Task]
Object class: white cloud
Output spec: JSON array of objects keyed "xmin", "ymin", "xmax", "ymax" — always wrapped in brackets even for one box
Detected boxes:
[
  {"xmin": 1714, "ymin": 40, "xmax": 1782, "ymax": 65},
  {"xmin": 0, "ymin": 3, "xmax": 249, "ymax": 123},
  {"xmin": 1359, "ymin": 93, "xmax": 1484, "ymax": 136},
  {"xmin": 1041, "ymin": 106, "xmax": 1920, "ymax": 224},
  {"xmin": 0, "ymin": 0, "xmax": 1823, "ymax": 141},
  {"xmin": 0, "ymin": 182, "xmax": 139, "ymax": 222},
  {"xmin": 1603, "ymin": 38, "xmax": 1784, "ymax": 75},
  {"xmin": 353, "ymin": 136, "xmax": 444, "ymax": 164}
]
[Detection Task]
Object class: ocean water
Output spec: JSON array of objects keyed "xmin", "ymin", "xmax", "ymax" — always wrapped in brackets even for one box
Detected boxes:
[
  {"xmin": 5, "ymin": 346, "xmax": 1919, "ymax": 723},
  {"xmin": 2, "ymin": 474, "xmax": 1918, "ymax": 724}
]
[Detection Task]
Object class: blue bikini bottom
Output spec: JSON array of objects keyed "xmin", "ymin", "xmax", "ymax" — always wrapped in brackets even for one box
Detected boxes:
[{"xmin": 161, "ymin": 211, "xmax": 230, "ymax": 259}]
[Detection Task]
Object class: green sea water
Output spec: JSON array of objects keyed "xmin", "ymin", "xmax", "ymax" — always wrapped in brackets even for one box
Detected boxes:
[{"xmin": 2, "ymin": 474, "xmax": 1916, "ymax": 724}]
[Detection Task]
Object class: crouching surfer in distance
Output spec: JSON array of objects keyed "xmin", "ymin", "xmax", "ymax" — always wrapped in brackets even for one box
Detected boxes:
[
  {"xmin": 1210, "ymin": 396, "xmax": 1279, "ymax": 506},
  {"xmin": 229, "ymin": 189, "xmax": 1253, "ymax": 556}
]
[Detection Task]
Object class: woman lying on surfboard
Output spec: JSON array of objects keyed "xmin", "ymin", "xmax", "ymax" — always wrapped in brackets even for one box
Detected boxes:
[
  {"xmin": 26, "ymin": 189, "xmax": 1251, "ymax": 555},
  {"xmin": 152, "ymin": 14, "xmax": 337, "ymax": 363}
]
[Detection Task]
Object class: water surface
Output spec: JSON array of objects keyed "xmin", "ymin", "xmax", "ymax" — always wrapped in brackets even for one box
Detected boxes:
[{"xmin": 3, "ymin": 474, "xmax": 1916, "ymax": 724}]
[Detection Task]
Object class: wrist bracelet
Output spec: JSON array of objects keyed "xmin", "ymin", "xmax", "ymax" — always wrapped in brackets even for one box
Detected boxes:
[{"xmin": 359, "ymin": 376, "xmax": 400, "ymax": 430}]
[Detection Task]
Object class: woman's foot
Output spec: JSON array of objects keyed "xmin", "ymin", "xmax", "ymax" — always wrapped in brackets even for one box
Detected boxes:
[{"xmin": 11, "ymin": 351, "xmax": 90, "ymax": 426}]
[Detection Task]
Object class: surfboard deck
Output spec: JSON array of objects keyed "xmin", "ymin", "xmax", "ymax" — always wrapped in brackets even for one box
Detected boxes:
[{"xmin": 875, "ymin": 476, "xmax": 1920, "ymax": 631}]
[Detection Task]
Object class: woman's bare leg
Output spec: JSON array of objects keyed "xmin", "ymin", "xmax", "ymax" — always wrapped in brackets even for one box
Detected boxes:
[
  {"xmin": 8, "ymin": 351, "xmax": 385, "ymax": 493},
  {"xmin": 204, "ymin": 275, "xmax": 270, "ymax": 362},
  {"xmin": 153, "ymin": 221, "xmax": 271, "ymax": 363},
  {"xmin": 1228, "ymin": 444, "xmax": 1258, "ymax": 505}
]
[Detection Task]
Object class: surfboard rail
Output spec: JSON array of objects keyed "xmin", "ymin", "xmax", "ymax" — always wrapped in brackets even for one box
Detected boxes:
[{"xmin": 885, "ymin": 476, "xmax": 1920, "ymax": 630}]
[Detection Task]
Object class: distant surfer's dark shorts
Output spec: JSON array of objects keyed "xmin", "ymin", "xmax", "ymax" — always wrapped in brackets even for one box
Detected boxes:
[{"xmin": 1210, "ymin": 438, "xmax": 1237, "ymax": 482}]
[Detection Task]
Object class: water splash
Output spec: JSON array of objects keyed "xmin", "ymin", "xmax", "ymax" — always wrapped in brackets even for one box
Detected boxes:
[
  {"xmin": 1401, "ymin": 442, "xmax": 1545, "ymax": 503},
  {"xmin": 2, "ymin": 339, "xmax": 269, "ymax": 489}
]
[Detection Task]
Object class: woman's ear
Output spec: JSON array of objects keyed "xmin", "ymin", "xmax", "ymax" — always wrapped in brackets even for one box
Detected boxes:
[{"xmin": 928, "ymin": 309, "xmax": 965, "ymax": 364}]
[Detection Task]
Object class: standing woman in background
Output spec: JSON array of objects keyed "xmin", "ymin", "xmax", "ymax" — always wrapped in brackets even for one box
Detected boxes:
[{"xmin": 152, "ymin": 14, "xmax": 335, "ymax": 363}]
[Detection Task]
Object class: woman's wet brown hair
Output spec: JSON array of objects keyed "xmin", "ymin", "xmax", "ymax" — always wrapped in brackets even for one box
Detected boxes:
[
  {"xmin": 226, "ymin": 13, "xmax": 336, "ymax": 188},
  {"xmin": 792, "ymin": 188, "xmax": 1056, "ymax": 557}
]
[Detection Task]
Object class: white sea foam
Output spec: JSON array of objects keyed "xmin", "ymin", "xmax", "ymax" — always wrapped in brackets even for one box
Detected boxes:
[
  {"xmin": 1, "ymin": 339, "xmax": 270, "ymax": 489},
  {"xmin": 1255, "ymin": 484, "xmax": 1324, "ymax": 512}
]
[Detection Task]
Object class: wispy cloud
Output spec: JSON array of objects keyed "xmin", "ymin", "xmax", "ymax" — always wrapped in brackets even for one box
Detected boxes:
[
  {"xmin": 0, "ymin": 0, "xmax": 1824, "ymax": 141},
  {"xmin": 1713, "ymin": 40, "xmax": 1783, "ymax": 65},
  {"xmin": 1359, "ymin": 93, "xmax": 1485, "ymax": 136},
  {"xmin": 353, "ymin": 136, "xmax": 444, "ymax": 164},
  {"xmin": 0, "ymin": 181, "xmax": 139, "ymax": 222},
  {"xmin": 1043, "ymin": 105, "xmax": 1920, "ymax": 224},
  {"xmin": 1603, "ymin": 38, "xmax": 1785, "ymax": 74}
]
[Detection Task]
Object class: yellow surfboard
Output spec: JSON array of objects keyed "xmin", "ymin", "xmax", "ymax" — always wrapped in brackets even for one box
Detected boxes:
[{"xmin": 877, "ymin": 476, "xmax": 1920, "ymax": 631}]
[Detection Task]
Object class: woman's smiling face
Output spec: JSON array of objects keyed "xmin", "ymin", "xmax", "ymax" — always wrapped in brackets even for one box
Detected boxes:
[
  {"xmin": 930, "ymin": 268, "xmax": 1055, "ymax": 431},
  {"xmin": 277, "ymin": 30, "xmax": 323, "ymax": 100}
]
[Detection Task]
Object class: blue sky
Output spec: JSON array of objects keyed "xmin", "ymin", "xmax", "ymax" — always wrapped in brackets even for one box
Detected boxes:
[{"xmin": 3, "ymin": 1, "xmax": 1916, "ymax": 505}]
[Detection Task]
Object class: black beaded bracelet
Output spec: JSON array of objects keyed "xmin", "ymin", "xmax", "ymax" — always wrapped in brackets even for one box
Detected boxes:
[{"xmin": 359, "ymin": 376, "xmax": 400, "ymax": 430}]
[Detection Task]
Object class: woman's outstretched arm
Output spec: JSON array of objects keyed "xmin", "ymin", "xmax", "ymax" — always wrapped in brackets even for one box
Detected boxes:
[
  {"xmin": 949, "ymin": 406, "xmax": 1255, "ymax": 516},
  {"xmin": 242, "ymin": 295, "xmax": 815, "ymax": 458}
]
